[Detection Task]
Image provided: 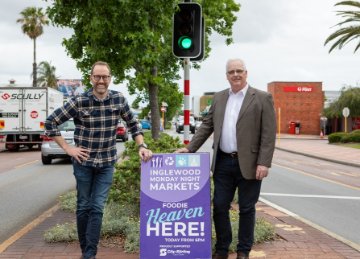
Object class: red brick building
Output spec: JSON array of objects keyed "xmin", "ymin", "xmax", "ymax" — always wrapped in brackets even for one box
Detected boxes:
[{"xmin": 268, "ymin": 82, "xmax": 324, "ymax": 135}]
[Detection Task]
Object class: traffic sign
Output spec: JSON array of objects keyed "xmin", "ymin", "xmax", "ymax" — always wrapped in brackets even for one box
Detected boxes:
[{"xmin": 342, "ymin": 107, "xmax": 350, "ymax": 117}]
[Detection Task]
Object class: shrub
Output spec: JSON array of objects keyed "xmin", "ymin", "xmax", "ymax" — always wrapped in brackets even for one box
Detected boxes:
[
  {"xmin": 165, "ymin": 121, "xmax": 172, "ymax": 129},
  {"xmin": 254, "ymin": 218, "xmax": 276, "ymax": 244},
  {"xmin": 341, "ymin": 133, "xmax": 360, "ymax": 143},
  {"xmin": 211, "ymin": 209, "xmax": 275, "ymax": 253},
  {"xmin": 351, "ymin": 129, "xmax": 360, "ymax": 135},
  {"xmin": 59, "ymin": 191, "xmax": 76, "ymax": 213},
  {"xmin": 44, "ymin": 201, "xmax": 139, "ymax": 244},
  {"xmin": 328, "ymin": 132, "xmax": 347, "ymax": 143},
  {"xmin": 328, "ymin": 130, "xmax": 360, "ymax": 143},
  {"xmin": 108, "ymin": 132, "xmax": 184, "ymax": 207},
  {"xmin": 44, "ymin": 222, "xmax": 77, "ymax": 242}
]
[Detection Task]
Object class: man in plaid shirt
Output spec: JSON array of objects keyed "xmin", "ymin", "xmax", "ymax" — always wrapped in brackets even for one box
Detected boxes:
[{"xmin": 45, "ymin": 61, "xmax": 152, "ymax": 259}]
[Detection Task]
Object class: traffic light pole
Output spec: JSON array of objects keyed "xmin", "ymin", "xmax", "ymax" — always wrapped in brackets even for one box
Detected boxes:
[
  {"xmin": 183, "ymin": 0, "xmax": 191, "ymax": 145},
  {"xmin": 183, "ymin": 58, "xmax": 190, "ymax": 144},
  {"xmin": 172, "ymin": 0, "xmax": 202, "ymax": 144}
]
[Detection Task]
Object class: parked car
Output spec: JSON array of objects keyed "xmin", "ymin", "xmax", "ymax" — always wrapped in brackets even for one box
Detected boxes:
[
  {"xmin": 195, "ymin": 120, "xmax": 202, "ymax": 130},
  {"xmin": 175, "ymin": 115, "xmax": 195, "ymax": 134},
  {"xmin": 41, "ymin": 119, "xmax": 75, "ymax": 165},
  {"xmin": 136, "ymin": 120, "xmax": 142, "ymax": 130},
  {"xmin": 116, "ymin": 120, "xmax": 128, "ymax": 142},
  {"xmin": 140, "ymin": 119, "xmax": 151, "ymax": 130}
]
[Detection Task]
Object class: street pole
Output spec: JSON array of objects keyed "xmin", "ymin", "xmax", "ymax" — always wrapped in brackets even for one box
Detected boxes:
[
  {"xmin": 162, "ymin": 110, "xmax": 165, "ymax": 130},
  {"xmin": 183, "ymin": 58, "xmax": 190, "ymax": 144},
  {"xmin": 345, "ymin": 117, "xmax": 347, "ymax": 133},
  {"xmin": 342, "ymin": 107, "xmax": 350, "ymax": 133},
  {"xmin": 278, "ymin": 107, "xmax": 281, "ymax": 138}
]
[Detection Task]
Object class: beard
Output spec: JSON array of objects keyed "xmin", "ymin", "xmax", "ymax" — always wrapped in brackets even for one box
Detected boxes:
[{"xmin": 93, "ymin": 82, "xmax": 109, "ymax": 97}]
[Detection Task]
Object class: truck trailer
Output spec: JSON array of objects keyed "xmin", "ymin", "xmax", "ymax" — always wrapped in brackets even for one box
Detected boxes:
[{"xmin": 0, "ymin": 87, "xmax": 63, "ymax": 151}]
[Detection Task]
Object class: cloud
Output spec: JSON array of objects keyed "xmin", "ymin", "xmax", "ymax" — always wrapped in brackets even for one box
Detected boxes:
[{"xmin": 0, "ymin": 0, "xmax": 359, "ymax": 102}]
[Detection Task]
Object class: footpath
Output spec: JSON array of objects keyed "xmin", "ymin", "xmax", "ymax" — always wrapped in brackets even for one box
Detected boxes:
[{"xmin": 0, "ymin": 134, "xmax": 360, "ymax": 258}]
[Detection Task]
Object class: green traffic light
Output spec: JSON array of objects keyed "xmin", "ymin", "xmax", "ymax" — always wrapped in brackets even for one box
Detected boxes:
[{"xmin": 178, "ymin": 36, "xmax": 192, "ymax": 49}]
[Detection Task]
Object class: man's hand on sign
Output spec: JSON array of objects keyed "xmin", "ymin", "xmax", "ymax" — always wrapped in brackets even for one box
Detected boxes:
[{"xmin": 175, "ymin": 147, "xmax": 190, "ymax": 153}]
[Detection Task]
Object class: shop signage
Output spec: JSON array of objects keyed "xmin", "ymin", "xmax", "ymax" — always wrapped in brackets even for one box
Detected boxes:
[
  {"xmin": 140, "ymin": 153, "xmax": 211, "ymax": 259},
  {"xmin": 283, "ymin": 86, "xmax": 313, "ymax": 92}
]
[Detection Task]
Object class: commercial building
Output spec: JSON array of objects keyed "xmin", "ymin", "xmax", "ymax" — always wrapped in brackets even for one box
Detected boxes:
[{"xmin": 268, "ymin": 81, "xmax": 324, "ymax": 135}]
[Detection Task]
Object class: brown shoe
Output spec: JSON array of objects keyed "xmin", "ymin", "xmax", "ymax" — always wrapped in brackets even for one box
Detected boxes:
[
  {"xmin": 213, "ymin": 253, "xmax": 228, "ymax": 259},
  {"xmin": 236, "ymin": 251, "xmax": 249, "ymax": 259}
]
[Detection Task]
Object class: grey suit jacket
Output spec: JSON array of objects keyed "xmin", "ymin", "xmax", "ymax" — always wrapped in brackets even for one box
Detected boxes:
[{"xmin": 187, "ymin": 86, "xmax": 276, "ymax": 179}]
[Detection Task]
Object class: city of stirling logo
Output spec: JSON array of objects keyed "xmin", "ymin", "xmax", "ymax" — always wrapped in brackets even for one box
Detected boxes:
[{"xmin": 159, "ymin": 248, "xmax": 167, "ymax": 256}]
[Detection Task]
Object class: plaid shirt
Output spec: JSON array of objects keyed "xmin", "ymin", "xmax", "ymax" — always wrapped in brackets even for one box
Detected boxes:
[{"xmin": 45, "ymin": 89, "xmax": 142, "ymax": 167}]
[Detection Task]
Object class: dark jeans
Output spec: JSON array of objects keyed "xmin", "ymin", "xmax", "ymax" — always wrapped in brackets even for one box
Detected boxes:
[
  {"xmin": 213, "ymin": 152, "xmax": 262, "ymax": 256},
  {"xmin": 73, "ymin": 162, "xmax": 114, "ymax": 259}
]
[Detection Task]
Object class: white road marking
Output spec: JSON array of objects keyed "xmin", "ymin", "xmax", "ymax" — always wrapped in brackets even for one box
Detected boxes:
[
  {"xmin": 272, "ymin": 163, "xmax": 360, "ymax": 191},
  {"xmin": 261, "ymin": 193, "xmax": 360, "ymax": 200}
]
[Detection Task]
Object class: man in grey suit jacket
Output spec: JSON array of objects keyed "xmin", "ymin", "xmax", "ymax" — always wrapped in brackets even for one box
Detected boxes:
[{"xmin": 176, "ymin": 58, "xmax": 276, "ymax": 259}]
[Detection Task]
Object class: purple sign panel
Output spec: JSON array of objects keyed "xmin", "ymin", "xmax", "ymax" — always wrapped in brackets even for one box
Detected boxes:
[{"xmin": 140, "ymin": 153, "xmax": 211, "ymax": 259}]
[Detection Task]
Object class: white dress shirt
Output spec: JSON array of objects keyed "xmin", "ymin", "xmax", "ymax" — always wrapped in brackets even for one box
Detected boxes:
[{"xmin": 220, "ymin": 85, "xmax": 248, "ymax": 153}]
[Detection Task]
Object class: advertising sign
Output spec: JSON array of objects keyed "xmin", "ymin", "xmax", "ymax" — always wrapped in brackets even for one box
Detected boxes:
[
  {"xmin": 283, "ymin": 86, "xmax": 313, "ymax": 92},
  {"xmin": 57, "ymin": 79, "xmax": 85, "ymax": 98},
  {"xmin": 140, "ymin": 153, "xmax": 211, "ymax": 259}
]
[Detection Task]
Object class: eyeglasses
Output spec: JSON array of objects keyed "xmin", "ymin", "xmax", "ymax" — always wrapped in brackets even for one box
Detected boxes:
[
  {"xmin": 92, "ymin": 75, "xmax": 111, "ymax": 81},
  {"xmin": 227, "ymin": 69, "xmax": 245, "ymax": 75}
]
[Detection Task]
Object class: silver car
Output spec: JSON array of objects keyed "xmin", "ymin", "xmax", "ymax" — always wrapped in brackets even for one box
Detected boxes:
[{"xmin": 41, "ymin": 120, "xmax": 75, "ymax": 165}]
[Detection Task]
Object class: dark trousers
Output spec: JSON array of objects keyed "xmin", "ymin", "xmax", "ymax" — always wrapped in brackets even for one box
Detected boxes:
[
  {"xmin": 73, "ymin": 162, "xmax": 114, "ymax": 259},
  {"xmin": 213, "ymin": 152, "xmax": 262, "ymax": 256}
]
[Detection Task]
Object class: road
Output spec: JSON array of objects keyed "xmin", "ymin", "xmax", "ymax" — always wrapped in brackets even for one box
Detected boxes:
[
  {"xmin": 0, "ymin": 141, "xmax": 126, "ymax": 244},
  {"xmin": 262, "ymin": 149, "xmax": 360, "ymax": 246}
]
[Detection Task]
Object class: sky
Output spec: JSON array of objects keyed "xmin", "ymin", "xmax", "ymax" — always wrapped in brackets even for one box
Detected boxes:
[{"xmin": 0, "ymin": 0, "xmax": 359, "ymax": 105}]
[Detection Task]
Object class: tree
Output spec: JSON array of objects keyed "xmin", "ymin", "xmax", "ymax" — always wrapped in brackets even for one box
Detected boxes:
[
  {"xmin": 324, "ymin": 86, "xmax": 360, "ymax": 118},
  {"xmin": 17, "ymin": 7, "xmax": 49, "ymax": 87},
  {"xmin": 47, "ymin": 1, "xmax": 240, "ymax": 139},
  {"xmin": 35, "ymin": 61, "xmax": 59, "ymax": 88},
  {"xmin": 325, "ymin": 1, "xmax": 360, "ymax": 53}
]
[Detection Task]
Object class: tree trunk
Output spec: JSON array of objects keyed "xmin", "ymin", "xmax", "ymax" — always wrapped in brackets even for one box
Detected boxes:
[
  {"xmin": 33, "ymin": 38, "xmax": 37, "ymax": 87},
  {"xmin": 149, "ymin": 66, "xmax": 160, "ymax": 140}
]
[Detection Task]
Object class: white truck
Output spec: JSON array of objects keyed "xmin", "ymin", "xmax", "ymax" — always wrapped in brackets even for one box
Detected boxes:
[{"xmin": 0, "ymin": 87, "xmax": 64, "ymax": 151}]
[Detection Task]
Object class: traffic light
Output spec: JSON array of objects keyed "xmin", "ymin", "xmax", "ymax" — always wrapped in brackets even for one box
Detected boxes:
[
  {"xmin": 172, "ymin": 3, "xmax": 202, "ymax": 58},
  {"xmin": 191, "ymin": 17, "xmax": 205, "ymax": 62}
]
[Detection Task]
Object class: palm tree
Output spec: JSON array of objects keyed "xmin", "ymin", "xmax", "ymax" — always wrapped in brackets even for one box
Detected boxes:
[
  {"xmin": 17, "ymin": 7, "xmax": 49, "ymax": 87},
  {"xmin": 35, "ymin": 61, "xmax": 59, "ymax": 88},
  {"xmin": 325, "ymin": 1, "xmax": 360, "ymax": 53}
]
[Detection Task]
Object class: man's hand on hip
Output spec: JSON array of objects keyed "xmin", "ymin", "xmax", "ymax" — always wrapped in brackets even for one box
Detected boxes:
[{"xmin": 66, "ymin": 146, "xmax": 90, "ymax": 163}]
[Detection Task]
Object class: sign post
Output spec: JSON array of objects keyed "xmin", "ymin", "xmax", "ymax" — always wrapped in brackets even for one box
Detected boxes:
[
  {"xmin": 140, "ymin": 153, "xmax": 211, "ymax": 259},
  {"xmin": 342, "ymin": 107, "xmax": 350, "ymax": 133}
]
